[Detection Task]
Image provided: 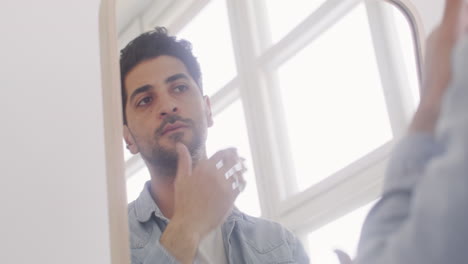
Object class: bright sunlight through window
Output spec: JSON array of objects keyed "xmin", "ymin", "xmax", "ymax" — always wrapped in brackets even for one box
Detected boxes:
[
  {"xmin": 178, "ymin": 0, "xmax": 237, "ymax": 96},
  {"xmin": 277, "ymin": 3, "xmax": 393, "ymax": 192},
  {"xmin": 207, "ymin": 100, "xmax": 261, "ymax": 217},
  {"xmin": 307, "ymin": 201, "xmax": 376, "ymax": 264}
]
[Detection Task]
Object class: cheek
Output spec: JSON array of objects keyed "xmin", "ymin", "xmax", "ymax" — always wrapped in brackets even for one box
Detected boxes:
[{"xmin": 128, "ymin": 119, "xmax": 158, "ymax": 140}]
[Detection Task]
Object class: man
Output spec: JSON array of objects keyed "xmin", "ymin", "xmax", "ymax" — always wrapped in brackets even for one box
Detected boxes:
[
  {"xmin": 353, "ymin": 0, "xmax": 468, "ymax": 263},
  {"xmin": 120, "ymin": 27, "xmax": 309, "ymax": 264}
]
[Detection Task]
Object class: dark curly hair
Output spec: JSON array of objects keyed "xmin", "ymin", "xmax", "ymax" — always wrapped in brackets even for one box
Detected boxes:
[{"xmin": 119, "ymin": 27, "xmax": 203, "ymax": 124}]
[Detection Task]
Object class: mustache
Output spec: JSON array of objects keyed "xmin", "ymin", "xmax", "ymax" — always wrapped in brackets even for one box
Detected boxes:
[{"xmin": 155, "ymin": 115, "xmax": 193, "ymax": 136}]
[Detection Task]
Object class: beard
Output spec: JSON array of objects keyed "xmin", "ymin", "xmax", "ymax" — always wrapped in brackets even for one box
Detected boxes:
[{"xmin": 140, "ymin": 115, "xmax": 206, "ymax": 177}]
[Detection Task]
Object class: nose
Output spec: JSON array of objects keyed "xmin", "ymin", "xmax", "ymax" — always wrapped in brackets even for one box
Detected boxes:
[{"xmin": 159, "ymin": 98, "xmax": 178, "ymax": 118}]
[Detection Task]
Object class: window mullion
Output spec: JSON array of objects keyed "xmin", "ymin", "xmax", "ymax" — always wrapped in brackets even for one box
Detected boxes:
[
  {"xmin": 225, "ymin": 0, "xmax": 288, "ymax": 219},
  {"xmin": 276, "ymin": 155, "xmax": 385, "ymax": 234},
  {"xmin": 259, "ymin": 0, "xmax": 362, "ymax": 71},
  {"xmin": 209, "ymin": 77, "xmax": 240, "ymax": 116}
]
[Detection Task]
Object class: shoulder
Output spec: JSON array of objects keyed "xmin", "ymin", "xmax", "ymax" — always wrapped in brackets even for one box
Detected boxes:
[
  {"xmin": 128, "ymin": 200, "xmax": 137, "ymax": 220},
  {"xmin": 127, "ymin": 201, "xmax": 154, "ymax": 249},
  {"xmin": 240, "ymin": 213, "xmax": 293, "ymax": 236},
  {"xmin": 127, "ymin": 200, "xmax": 142, "ymax": 230},
  {"xmin": 228, "ymin": 212, "xmax": 310, "ymax": 262},
  {"xmin": 233, "ymin": 212, "xmax": 298, "ymax": 250}
]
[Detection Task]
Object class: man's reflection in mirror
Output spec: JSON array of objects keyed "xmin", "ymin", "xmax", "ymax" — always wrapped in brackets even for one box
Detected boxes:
[{"xmin": 120, "ymin": 27, "xmax": 310, "ymax": 264}]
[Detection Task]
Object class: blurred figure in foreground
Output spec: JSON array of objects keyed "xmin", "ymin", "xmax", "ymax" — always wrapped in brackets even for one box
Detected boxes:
[{"xmin": 353, "ymin": 0, "xmax": 468, "ymax": 263}]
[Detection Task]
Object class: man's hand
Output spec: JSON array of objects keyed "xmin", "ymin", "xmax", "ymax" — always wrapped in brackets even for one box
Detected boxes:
[
  {"xmin": 160, "ymin": 143, "xmax": 246, "ymax": 264},
  {"xmin": 410, "ymin": 0, "xmax": 468, "ymax": 133},
  {"xmin": 334, "ymin": 249, "xmax": 353, "ymax": 264}
]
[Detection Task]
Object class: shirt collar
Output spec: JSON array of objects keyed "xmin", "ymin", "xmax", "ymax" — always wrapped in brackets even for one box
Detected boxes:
[
  {"xmin": 226, "ymin": 207, "xmax": 245, "ymax": 222},
  {"xmin": 134, "ymin": 180, "xmax": 246, "ymax": 223},
  {"xmin": 134, "ymin": 181, "xmax": 168, "ymax": 223}
]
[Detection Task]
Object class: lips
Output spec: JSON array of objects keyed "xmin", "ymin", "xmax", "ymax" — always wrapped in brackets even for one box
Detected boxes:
[{"xmin": 161, "ymin": 122, "xmax": 189, "ymax": 135}]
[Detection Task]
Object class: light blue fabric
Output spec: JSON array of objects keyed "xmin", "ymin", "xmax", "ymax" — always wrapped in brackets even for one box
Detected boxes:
[
  {"xmin": 128, "ymin": 181, "xmax": 310, "ymax": 264},
  {"xmin": 355, "ymin": 36, "xmax": 468, "ymax": 264}
]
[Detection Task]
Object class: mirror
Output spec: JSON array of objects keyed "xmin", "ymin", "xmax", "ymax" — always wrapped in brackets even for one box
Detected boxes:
[{"xmin": 116, "ymin": 0, "xmax": 421, "ymax": 262}]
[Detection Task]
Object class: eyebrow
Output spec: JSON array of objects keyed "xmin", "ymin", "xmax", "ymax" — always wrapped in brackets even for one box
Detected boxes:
[
  {"xmin": 129, "ymin": 73, "xmax": 190, "ymax": 103},
  {"xmin": 165, "ymin": 73, "xmax": 190, "ymax": 84},
  {"xmin": 129, "ymin": 84, "xmax": 152, "ymax": 103}
]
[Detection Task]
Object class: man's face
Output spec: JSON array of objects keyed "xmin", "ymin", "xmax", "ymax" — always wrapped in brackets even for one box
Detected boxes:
[{"xmin": 123, "ymin": 55, "xmax": 213, "ymax": 172}]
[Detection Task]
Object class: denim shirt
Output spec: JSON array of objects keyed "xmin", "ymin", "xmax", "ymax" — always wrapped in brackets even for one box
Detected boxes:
[
  {"xmin": 355, "ymin": 36, "xmax": 468, "ymax": 264},
  {"xmin": 128, "ymin": 182, "xmax": 310, "ymax": 264}
]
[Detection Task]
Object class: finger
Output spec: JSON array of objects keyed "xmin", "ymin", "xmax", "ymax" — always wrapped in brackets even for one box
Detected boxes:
[
  {"xmin": 215, "ymin": 150, "xmax": 240, "ymax": 176},
  {"xmin": 232, "ymin": 171, "xmax": 246, "ymax": 195},
  {"xmin": 222, "ymin": 158, "xmax": 247, "ymax": 181},
  {"xmin": 334, "ymin": 249, "xmax": 353, "ymax": 264},
  {"xmin": 232, "ymin": 187, "xmax": 241, "ymax": 199},
  {"xmin": 226, "ymin": 173, "xmax": 238, "ymax": 186},
  {"xmin": 442, "ymin": 0, "xmax": 464, "ymax": 25},
  {"xmin": 236, "ymin": 172, "xmax": 247, "ymax": 192},
  {"xmin": 175, "ymin": 142, "xmax": 192, "ymax": 179},
  {"xmin": 210, "ymin": 147, "xmax": 237, "ymax": 163},
  {"xmin": 230, "ymin": 179, "xmax": 242, "ymax": 199},
  {"xmin": 227, "ymin": 171, "xmax": 246, "ymax": 193},
  {"xmin": 240, "ymin": 158, "xmax": 248, "ymax": 173}
]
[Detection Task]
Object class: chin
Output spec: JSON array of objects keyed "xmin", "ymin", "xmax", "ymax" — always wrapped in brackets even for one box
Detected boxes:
[{"xmin": 167, "ymin": 131, "xmax": 191, "ymax": 145}]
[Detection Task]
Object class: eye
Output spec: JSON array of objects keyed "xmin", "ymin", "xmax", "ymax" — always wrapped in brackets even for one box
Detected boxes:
[
  {"xmin": 173, "ymin": 84, "xmax": 188, "ymax": 93},
  {"xmin": 137, "ymin": 96, "xmax": 152, "ymax": 106}
]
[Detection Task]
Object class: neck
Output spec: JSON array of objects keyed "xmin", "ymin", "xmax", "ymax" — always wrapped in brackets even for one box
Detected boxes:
[
  {"xmin": 146, "ymin": 148, "xmax": 208, "ymax": 219},
  {"xmin": 149, "ymin": 174, "xmax": 176, "ymax": 219}
]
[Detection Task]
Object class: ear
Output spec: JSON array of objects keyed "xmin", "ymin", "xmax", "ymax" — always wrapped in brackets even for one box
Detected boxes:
[
  {"xmin": 204, "ymin": 95, "xmax": 214, "ymax": 127},
  {"xmin": 123, "ymin": 125, "xmax": 139, "ymax": 154}
]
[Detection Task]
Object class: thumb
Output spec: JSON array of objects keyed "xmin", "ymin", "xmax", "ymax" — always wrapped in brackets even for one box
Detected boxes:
[
  {"xmin": 176, "ymin": 142, "xmax": 192, "ymax": 180},
  {"xmin": 334, "ymin": 249, "xmax": 353, "ymax": 264}
]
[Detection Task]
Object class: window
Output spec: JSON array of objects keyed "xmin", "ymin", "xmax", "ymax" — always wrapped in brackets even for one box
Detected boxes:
[
  {"xmin": 126, "ymin": 167, "xmax": 150, "ymax": 203},
  {"xmin": 177, "ymin": 0, "xmax": 237, "ymax": 96},
  {"xmin": 265, "ymin": 0, "xmax": 328, "ymax": 44},
  {"xmin": 307, "ymin": 202, "xmax": 375, "ymax": 263},
  {"xmin": 276, "ymin": 3, "xmax": 393, "ymax": 191},
  {"xmin": 118, "ymin": 0, "xmax": 422, "ymax": 254}
]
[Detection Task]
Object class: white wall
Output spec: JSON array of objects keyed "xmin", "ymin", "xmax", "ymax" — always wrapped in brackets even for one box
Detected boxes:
[{"xmin": 0, "ymin": 0, "xmax": 126, "ymax": 263}]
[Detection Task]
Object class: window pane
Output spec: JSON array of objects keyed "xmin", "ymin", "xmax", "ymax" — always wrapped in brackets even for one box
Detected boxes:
[
  {"xmin": 126, "ymin": 167, "xmax": 150, "ymax": 203},
  {"xmin": 206, "ymin": 100, "xmax": 261, "ymax": 217},
  {"xmin": 307, "ymin": 202, "xmax": 375, "ymax": 264},
  {"xmin": 277, "ymin": 3, "xmax": 393, "ymax": 192},
  {"xmin": 265, "ymin": 0, "xmax": 327, "ymax": 44},
  {"xmin": 178, "ymin": 0, "xmax": 237, "ymax": 96}
]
